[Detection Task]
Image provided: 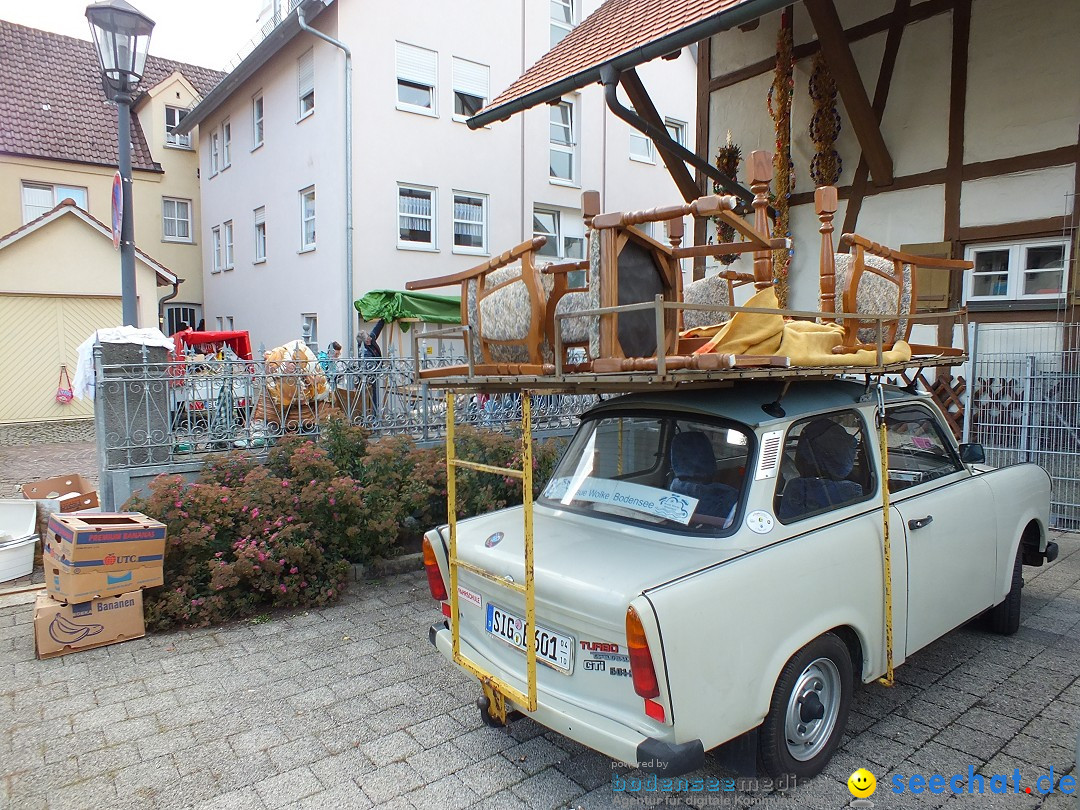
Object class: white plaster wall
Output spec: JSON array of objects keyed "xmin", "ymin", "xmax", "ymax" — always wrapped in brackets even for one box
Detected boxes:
[
  {"xmin": 960, "ymin": 166, "xmax": 1076, "ymax": 228},
  {"xmin": 966, "ymin": 0, "xmax": 1080, "ymax": 163}
]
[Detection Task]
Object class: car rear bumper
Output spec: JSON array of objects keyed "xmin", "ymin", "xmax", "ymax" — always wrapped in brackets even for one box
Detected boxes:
[
  {"xmin": 1023, "ymin": 540, "xmax": 1059, "ymax": 566},
  {"xmin": 429, "ymin": 622, "xmax": 704, "ymax": 775}
]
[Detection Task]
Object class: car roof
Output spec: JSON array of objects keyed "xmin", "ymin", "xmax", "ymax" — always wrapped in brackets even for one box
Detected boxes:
[{"xmin": 584, "ymin": 379, "xmax": 919, "ymax": 430}]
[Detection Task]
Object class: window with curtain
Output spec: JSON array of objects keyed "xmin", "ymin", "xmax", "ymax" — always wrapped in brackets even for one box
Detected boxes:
[
  {"xmin": 397, "ymin": 42, "xmax": 437, "ymax": 114},
  {"xmin": 399, "ymin": 185, "xmax": 435, "ymax": 247},
  {"xmin": 162, "ymin": 197, "xmax": 192, "ymax": 242},
  {"xmin": 165, "ymin": 106, "xmax": 190, "ymax": 148},
  {"xmin": 211, "ymin": 226, "xmax": 222, "ymax": 273},
  {"xmin": 300, "ymin": 187, "xmax": 316, "ymax": 250},
  {"xmin": 252, "ymin": 95, "xmax": 264, "ymax": 147},
  {"xmin": 298, "ymin": 49, "xmax": 315, "ymax": 118},
  {"xmin": 254, "ymin": 206, "xmax": 266, "ymax": 262},
  {"xmin": 223, "ymin": 220, "xmax": 234, "ymax": 269},
  {"xmin": 210, "ymin": 131, "xmax": 220, "ymax": 174},
  {"xmin": 21, "ymin": 182, "xmax": 87, "ymax": 223},
  {"xmin": 453, "ymin": 192, "xmax": 487, "ymax": 253},
  {"xmin": 222, "ymin": 121, "xmax": 232, "ymax": 168}
]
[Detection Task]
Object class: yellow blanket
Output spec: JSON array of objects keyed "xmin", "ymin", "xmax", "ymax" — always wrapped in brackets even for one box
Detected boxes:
[{"xmin": 684, "ymin": 288, "xmax": 912, "ymax": 366}]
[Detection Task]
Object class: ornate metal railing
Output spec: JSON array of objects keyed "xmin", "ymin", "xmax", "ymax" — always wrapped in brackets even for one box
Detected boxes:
[{"xmin": 93, "ymin": 346, "xmax": 592, "ymax": 471}]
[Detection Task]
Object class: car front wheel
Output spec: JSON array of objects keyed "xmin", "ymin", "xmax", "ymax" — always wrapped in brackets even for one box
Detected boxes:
[{"xmin": 758, "ymin": 632, "xmax": 853, "ymax": 779}]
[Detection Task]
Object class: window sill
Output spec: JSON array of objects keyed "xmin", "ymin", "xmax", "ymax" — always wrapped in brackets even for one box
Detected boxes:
[
  {"xmin": 163, "ymin": 142, "xmax": 194, "ymax": 151},
  {"xmin": 221, "ymin": 163, "xmax": 231, "ymax": 172},
  {"xmin": 298, "ymin": 246, "xmax": 317, "ymax": 254},
  {"xmin": 397, "ymin": 243, "xmax": 439, "ymax": 253},
  {"xmin": 162, "ymin": 238, "xmax": 194, "ymax": 245},
  {"xmin": 251, "ymin": 143, "xmax": 264, "ymax": 153},
  {"xmin": 453, "ymin": 247, "xmax": 489, "ymax": 257},
  {"xmin": 629, "ymin": 154, "xmax": 656, "ymax": 165},
  {"xmin": 223, "ymin": 265, "xmax": 235, "ymax": 272},
  {"xmin": 397, "ymin": 103, "xmax": 438, "ymax": 118},
  {"xmin": 549, "ymin": 178, "xmax": 580, "ymax": 189},
  {"xmin": 452, "ymin": 115, "xmax": 488, "ymax": 128},
  {"xmin": 253, "ymin": 258, "xmax": 266, "ymax": 265},
  {"xmin": 967, "ymin": 298, "xmax": 1066, "ymax": 311},
  {"xmin": 296, "ymin": 110, "xmax": 315, "ymax": 124}
]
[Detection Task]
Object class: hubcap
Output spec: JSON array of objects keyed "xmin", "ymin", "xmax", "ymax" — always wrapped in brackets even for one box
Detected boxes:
[{"xmin": 784, "ymin": 657, "xmax": 841, "ymax": 762}]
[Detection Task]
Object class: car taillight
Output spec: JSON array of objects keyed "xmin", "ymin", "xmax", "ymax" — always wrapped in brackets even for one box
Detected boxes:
[
  {"xmin": 422, "ymin": 536, "xmax": 448, "ymax": 601},
  {"xmin": 626, "ymin": 605, "xmax": 660, "ymax": 699}
]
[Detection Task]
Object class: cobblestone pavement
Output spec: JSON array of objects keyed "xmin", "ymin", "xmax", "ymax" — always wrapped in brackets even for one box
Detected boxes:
[
  {"xmin": 1, "ymin": 533, "xmax": 1077, "ymax": 810},
  {"xmin": 0, "ymin": 440, "xmax": 98, "ymax": 500}
]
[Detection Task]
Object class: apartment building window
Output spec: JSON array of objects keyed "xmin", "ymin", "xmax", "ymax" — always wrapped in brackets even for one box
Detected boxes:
[
  {"xmin": 254, "ymin": 206, "xmax": 266, "ymax": 262},
  {"xmin": 549, "ymin": 99, "xmax": 576, "ymax": 184},
  {"xmin": 551, "ymin": 0, "xmax": 576, "ymax": 49},
  {"xmin": 21, "ymin": 182, "xmax": 87, "ymax": 222},
  {"xmin": 629, "ymin": 128, "xmax": 654, "ymax": 163},
  {"xmin": 533, "ymin": 207, "xmax": 584, "ymax": 260},
  {"xmin": 453, "ymin": 192, "xmax": 487, "ymax": 254},
  {"xmin": 211, "ymin": 226, "xmax": 222, "ymax": 273},
  {"xmin": 964, "ymin": 239, "xmax": 1070, "ymax": 304},
  {"xmin": 300, "ymin": 187, "xmax": 316, "ymax": 250},
  {"xmin": 298, "ymin": 49, "xmax": 315, "ymax": 119},
  {"xmin": 665, "ymin": 118, "xmax": 687, "ymax": 147},
  {"xmin": 162, "ymin": 197, "xmax": 192, "ymax": 242},
  {"xmin": 452, "ymin": 57, "xmax": 488, "ymax": 120},
  {"xmin": 223, "ymin": 220, "xmax": 234, "ymax": 269},
  {"xmin": 165, "ymin": 106, "xmax": 191, "ymax": 148},
  {"xmin": 396, "ymin": 42, "xmax": 437, "ymax": 115},
  {"xmin": 210, "ymin": 131, "xmax": 220, "ymax": 175},
  {"xmin": 252, "ymin": 95, "xmax": 264, "ymax": 148},
  {"xmin": 165, "ymin": 304, "xmax": 200, "ymax": 335},
  {"xmin": 398, "ymin": 184, "xmax": 435, "ymax": 249},
  {"xmin": 222, "ymin": 121, "xmax": 232, "ymax": 168}
]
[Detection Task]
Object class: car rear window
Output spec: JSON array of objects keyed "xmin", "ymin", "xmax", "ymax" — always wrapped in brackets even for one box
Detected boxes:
[{"xmin": 539, "ymin": 413, "xmax": 752, "ymax": 535}]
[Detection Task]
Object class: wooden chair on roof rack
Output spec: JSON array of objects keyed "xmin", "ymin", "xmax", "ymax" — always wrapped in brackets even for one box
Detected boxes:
[{"xmin": 813, "ymin": 186, "xmax": 973, "ymax": 357}]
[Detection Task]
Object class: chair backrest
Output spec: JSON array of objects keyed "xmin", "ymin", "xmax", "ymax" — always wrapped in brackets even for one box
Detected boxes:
[{"xmin": 669, "ymin": 431, "xmax": 739, "ymax": 523}]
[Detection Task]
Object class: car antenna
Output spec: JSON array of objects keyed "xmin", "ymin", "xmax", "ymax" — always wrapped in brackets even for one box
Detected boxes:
[{"xmin": 761, "ymin": 381, "xmax": 791, "ymax": 418}]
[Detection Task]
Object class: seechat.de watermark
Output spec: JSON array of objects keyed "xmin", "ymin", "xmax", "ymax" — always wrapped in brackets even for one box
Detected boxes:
[{"xmin": 846, "ymin": 765, "xmax": 1076, "ymax": 807}]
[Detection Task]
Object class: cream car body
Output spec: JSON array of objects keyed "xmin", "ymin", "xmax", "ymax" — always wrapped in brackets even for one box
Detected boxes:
[{"xmin": 425, "ymin": 380, "xmax": 1054, "ymax": 777}]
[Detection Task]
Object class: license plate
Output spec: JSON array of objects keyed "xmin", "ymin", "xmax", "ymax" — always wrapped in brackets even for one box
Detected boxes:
[{"xmin": 485, "ymin": 604, "xmax": 573, "ymax": 673}]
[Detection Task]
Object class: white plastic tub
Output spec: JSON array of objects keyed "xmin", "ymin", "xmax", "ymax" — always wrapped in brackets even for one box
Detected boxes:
[{"xmin": 0, "ymin": 500, "xmax": 39, "ymax": 583}]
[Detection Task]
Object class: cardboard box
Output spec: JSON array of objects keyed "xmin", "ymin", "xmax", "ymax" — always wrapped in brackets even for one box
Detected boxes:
[
  {"xmin": 44, "ymin": 512, "xmax": 166, "ymax": 601},
  {"xmin": 33, "ymin": 590, "xmax": 145, "ymax": 659},
  {"xmin": 43, "ymin": 554, "xmax": 163, "ymax": 602},
  {"xmin": 22, "ymin": 475, "xmax": 99, "ymax": 512}
]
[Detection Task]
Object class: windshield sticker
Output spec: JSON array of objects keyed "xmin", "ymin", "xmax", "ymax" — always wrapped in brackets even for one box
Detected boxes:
[{"xmin": 544, "ymin": 477, "xmax": 698, "ymax": 525}]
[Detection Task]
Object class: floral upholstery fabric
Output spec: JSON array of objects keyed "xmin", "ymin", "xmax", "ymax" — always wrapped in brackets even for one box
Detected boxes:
[
  {"xmin": 682, "ymin": 273, "xmax": 733, "ymax": 330},
  {"xmin": 832, "ymin": 252, "xmax": 913, "ymax": 344},
  {"xmin": 554, "ymin": 290, "xmax": 590, "ymax": 346},
  {"xmin": 587, "ymin": 232, "xmax": 603, "ymax": 359},
  {"xmin": 466, "ymin": 264, "xmax": 553, "ymax": 364}
]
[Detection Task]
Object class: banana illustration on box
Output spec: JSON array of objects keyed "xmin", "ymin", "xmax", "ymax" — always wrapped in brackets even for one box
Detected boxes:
[{"xmin": 48, "ymin": 613, "xmax": 105, "ymax": 645}]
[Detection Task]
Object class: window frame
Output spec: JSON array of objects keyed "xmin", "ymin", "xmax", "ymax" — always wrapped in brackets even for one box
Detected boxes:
[
  {"xmin": 299, "ymin": 186, "xmax": 316, "ymax": 252},
  {"xmin": 221, "ymin": 120, "xmax": 232, "ymax": 168},
  {"xmin": 164, "ymin": 106, "xmax": 191, "ymax": 149},
  {"xmin": 252, "ymin": 94, "xmax": 264, "ymax": 149},
  {"xmin": 223, "ymin": 220, "xmax": 234, "ymax": 269},
  {"xmin": 21, "ymin": 182, "xmax": 88, "ymax": 223},
  {"xmin": 161, "ymin": 197, "xmax": 193, "ymax": 243},
  {"xmin": 629, "ymin": 128, "xmax": 655, "ymax": 164},
  {"xmin": 209, "ymin": 131, "xmax": 220, "ymax": 176},
  {"xmin": 550, "ymin": 0, "xmax": 576, "ymax": 49},
  {"xmin": 253, "ymin": 206, "xmax": 266, "ymax": 263},
  {"xmin": 884, "ymin": 403, "xmax": 964, "ymax": 494},
  {"xmin": 532, "ymin": 206, "xmax": 584, "ymax": 260},
  {"xmin": 549, "ymin": 98, "xmax": 577, "ymax": 186},
  {"xmin": 298, "ymin": 49, "xmax": 315, "ymax": 120},
  {"xmin": 664, "ymin": 118, "xmax": 687, "ymax": 148},
  {"xmin": 211, "ymin": 226, "xmax": 222, "ymax": 273},
  {"xmin": 963, "ymin": 238, "xmax": 1070, "ymax": 304},
  {"xmin": 452, "ymin": 191, "xmax": 488, "ymax": 255},
  {"xmin": 452, "ymin": 57, "xmax": 489, "ymax": 122},
  {"xmin": 398, "ymin": 184, "xmax": 437, "ymax": 251},
  {"xmin": 396, "ymin": 42, "xmax": 438, "ymax": 117}
]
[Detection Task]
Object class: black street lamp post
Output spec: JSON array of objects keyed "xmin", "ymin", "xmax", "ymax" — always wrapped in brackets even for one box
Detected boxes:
[{"xmin": 85, "ymin": 0, "xmax": 155, "ymax": 327}]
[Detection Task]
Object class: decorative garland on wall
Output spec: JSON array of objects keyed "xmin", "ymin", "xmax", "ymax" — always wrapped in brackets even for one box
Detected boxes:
[
  {"xmin": 767, "ymin": 12, "xmax": 794, "ymax": 308},
  {"xmin": 713, "ymin": 131, "xmax": 743, "ymax": 265},
  {"xmin": 808, "ymin": 51, "xmax": 843, "ymax": 186}
]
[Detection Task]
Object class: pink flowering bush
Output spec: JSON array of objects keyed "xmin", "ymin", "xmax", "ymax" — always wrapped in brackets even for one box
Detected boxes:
[{"xmin": 126, "ymin": 417, "xmax": 567, "ymax": 629}]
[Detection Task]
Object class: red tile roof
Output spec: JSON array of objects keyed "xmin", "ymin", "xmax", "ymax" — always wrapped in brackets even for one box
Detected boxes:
[
  {"xmin": 476, "ymin": 0, "xmax": 779, "ymax": 126},
  {"xmin": 0, "ymin": 19, "xmax": 223, "ymax": 172}
]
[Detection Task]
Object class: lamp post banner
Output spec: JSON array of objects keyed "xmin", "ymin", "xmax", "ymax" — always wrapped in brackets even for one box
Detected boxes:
[{"xmin": 111, "ymin": 170, "xmax": 122, "ymax": 250}]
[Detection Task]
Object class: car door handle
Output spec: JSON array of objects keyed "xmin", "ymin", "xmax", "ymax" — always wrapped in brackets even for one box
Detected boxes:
[{"xmin": 908, "ymin": 515, "xmax": 934, "ymax": 530}]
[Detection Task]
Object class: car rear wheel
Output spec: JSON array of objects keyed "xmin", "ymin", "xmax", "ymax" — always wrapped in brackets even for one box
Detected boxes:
[
  {"xmin": 758, "ymin": 632, "xmax": 853, "ymax": 779},
  {"xmin": 988, "ymin": 543, "xmax": 1023, "ymax": 635}
]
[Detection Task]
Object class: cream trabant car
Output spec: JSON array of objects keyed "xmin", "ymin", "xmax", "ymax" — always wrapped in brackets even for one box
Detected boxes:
[{"xmin": 423, "ymin": 380, "xmax": 1055, "ymax": 778}]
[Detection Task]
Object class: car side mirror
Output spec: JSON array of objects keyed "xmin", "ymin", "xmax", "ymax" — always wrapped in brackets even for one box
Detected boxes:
[{"xmin": 958, "ymin": 443, "xmax": 985, "ymax": 464}]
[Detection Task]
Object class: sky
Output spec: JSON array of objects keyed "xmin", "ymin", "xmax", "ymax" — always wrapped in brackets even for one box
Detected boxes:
[{"xmin": 0, "ymin": 0, "xmax": 259, "ymax": 71}]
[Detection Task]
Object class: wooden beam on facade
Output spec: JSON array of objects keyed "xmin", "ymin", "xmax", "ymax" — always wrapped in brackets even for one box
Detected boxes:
[
  {"xmin": 694, "ymin": 35, "xmax": 713, "ymax": 280},
  {"xmin": 841, "ymin": 0, "xmax": 911, "ymax": 234},
  {"xmin": 619, "ymin": 69, "xmax": 702, "ymax": 204},
  {"xmin": 941, "ymin": 0, "xmax": 971, "ymax": 347},
  {"xmin": 804, "ymin": 0, "xmax": 894, "ymax": 186}
]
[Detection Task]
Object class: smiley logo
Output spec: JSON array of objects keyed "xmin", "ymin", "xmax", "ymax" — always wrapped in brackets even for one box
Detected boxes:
[{"xmin": 848, "ymin": 768, "xmax": 877, "ymax": 798}]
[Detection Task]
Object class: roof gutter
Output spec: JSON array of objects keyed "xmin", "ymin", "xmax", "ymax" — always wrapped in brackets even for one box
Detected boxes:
[
  {"xmin": 296, "ymin": 5, "xmax": 355, "ymax": 357},
  {"xmin": 467, "ymin": 0, "xmax": 789, "ymax": 130}
]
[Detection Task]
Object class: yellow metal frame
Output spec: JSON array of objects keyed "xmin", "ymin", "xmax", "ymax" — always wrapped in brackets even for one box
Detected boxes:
[
  {"xmin": 447, "ymin": 391, "xmax": 537, "ymax": 719},
  {"xmin": 876, "ymin": 385, "xmax": 895, "ymax": 688}
]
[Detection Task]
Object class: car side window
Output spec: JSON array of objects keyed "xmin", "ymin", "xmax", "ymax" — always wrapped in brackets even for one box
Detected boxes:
[
  {"xmin": 774, "ymin": 411, "xmax": 872, "ymax": 523},
  {"xmin": 885, "ymin": 404, "xmax": 963, "ymax": 492}
]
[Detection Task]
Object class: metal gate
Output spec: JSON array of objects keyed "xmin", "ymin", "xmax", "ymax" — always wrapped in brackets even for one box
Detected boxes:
[{"xmin": 966, "ymin": 322, "xmax": 1080, "ymax": 532}]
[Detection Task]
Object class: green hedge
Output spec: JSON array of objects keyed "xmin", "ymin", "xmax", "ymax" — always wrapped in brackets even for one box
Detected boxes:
[{"xmin": 125, "ymin": 420, "xmax": 568, "ymax": 630}]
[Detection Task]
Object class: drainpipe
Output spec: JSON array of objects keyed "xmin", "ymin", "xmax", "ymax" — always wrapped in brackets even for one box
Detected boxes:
[
  {"xmin": 157, "ymin": 279, "xmax": 180, "ymax": 332},
  {"xmin": 297, "ymin": 3, "xmax": 355, "ymax": 356}
]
